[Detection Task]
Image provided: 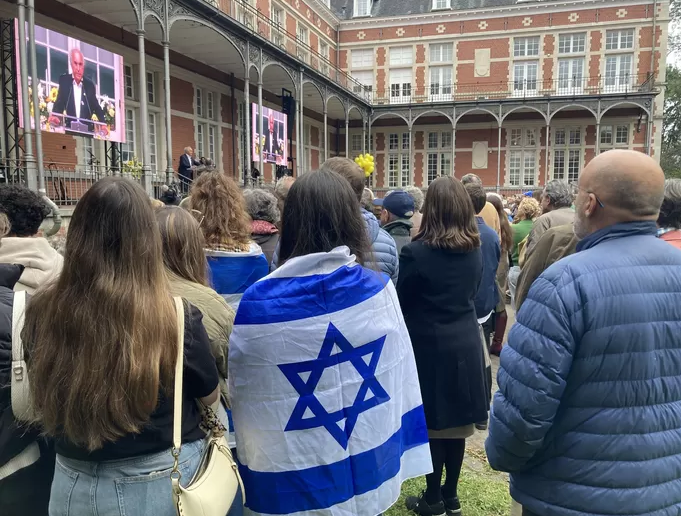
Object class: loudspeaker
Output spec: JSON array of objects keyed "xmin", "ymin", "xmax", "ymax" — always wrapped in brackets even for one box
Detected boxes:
[{"xmin": 282, "ymin": 95, "xmax": 296, "ymax": 139}]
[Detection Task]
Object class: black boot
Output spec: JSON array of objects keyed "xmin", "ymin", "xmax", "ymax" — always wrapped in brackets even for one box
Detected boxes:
[
  {"xmin": 441, "ymin": 493, "xmax": 461, "ymax": 515},
  {"xmin": 405, "ymin": 492, "xmax": 446, "ymax": 516}
]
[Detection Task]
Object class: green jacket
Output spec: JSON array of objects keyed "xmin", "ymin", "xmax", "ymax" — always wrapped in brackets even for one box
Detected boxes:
[
  {"xmin": 511, "ymin": 220, "xmax": 533, "ymax": 265},
  {"xmin": 168, "ymin": 272, "xmax": 235, "ymax": 396}
]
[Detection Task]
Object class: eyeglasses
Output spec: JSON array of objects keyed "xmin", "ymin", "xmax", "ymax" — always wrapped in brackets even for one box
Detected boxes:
[{"xmin": 569, "ymin": 181, "xmax": 604, "ymax": 208}]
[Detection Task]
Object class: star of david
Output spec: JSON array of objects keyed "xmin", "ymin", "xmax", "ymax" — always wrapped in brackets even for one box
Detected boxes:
[{"xmin": 278, "ymin": 323, "xmax": 390, "ymax": 449}]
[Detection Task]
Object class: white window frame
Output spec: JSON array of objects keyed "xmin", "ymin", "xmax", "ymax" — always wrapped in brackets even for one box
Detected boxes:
[
  {"xmin": 352, "ymin": 70, "xmax": 373, "ymax": 95},
  {"xmin": 513, "ymin": 36, "xmax": 540, "ymax": 58},
  {"xmin": 121, "ymin": 108, "xmax": 136, "ymax": 163},
  {"xmin": 605, "ymin": 29, "xmax": 635, "ymax": 51},
  {"xmin": 319, "ymin": 41, "xmax": 329, "ymax": 76},
  {"xmin": 271, "ymin": 4, "xmax": 285, "ymax": 47},
  {"xmin": 124, "ymin": 64, "xmax": 134, "ymax": 99},
  {"xmin": 426, "ymin": 131, "xmax": 452, "ymax": 185},
  {"xmin": 599, "ymin": 123, "xmax": 630, "ymax": 151},
  {"xmin": 297, "ymin": 22, "xmax": 309, "ymax": 63},
  {"xmin": 146, "ymin": 71, "xmax": 155, "ymax": 105},
  {"xmin": 207, "ymin": 91, "xmax": 214, "ymax": 120},
  {"xmin": 196, "ymin": 122, "xmax": 205, "ymax": 160},
  {"xmin": 430, "ymin": 43, "xmax": 453, "ymax": 63},
  {"xmin": 354, "ymin": 0, "xmax": 371, "ymax": 18},
  {"xmin": 390, "ymin": 68, "xmax": 412, "ymax": 104},
  {"xmin": 432, "ymin": 0, "xmax": 451, "ymax": 9},
  {"xmin": 429, "ymin": 66, "xmax": 453, "ymax": 101},
  {"xmin": 552, "ymin": 127, "xmax": 582, "ymax": 182},
  {"xmin": 148, "ymin": 112, "xmax": 158, "ymax": 173},
  {"xmin": 390, "ymin": 46, "xmax": 413, "ymax": 67},
  {"xmin": 195, "ymin": 87, "xmax": 203, "ymax": 118},
  {"xmin": 387, "ymin": 132, "xmax": 411, "ymax": 187},
  {"xmin": 208, "ymin": 125, "xmax": 217, "ymax": 163},
  {"xmin": 513, "ymin": 61, "xmax": 538, "ymax": 97},
  {"xmin": 507, "ymin": 127, "xmax": 538, "ymax": 187},
  {"xmin": 557, "ymin": 57, "xmax": 585, "ymax": 95},
  {"xmin": 558, "ymin": 33, "xmax": 586, "ymax": 54},
  {"xmin": 82, "ymin": 136, "xmax": 95, "ymax": 174},
  {"xmin": 352, "ymin": 49, "xmax": 374, "ymax": 68},
  {"xmin": 604, "ymin": 54, "xmax": 633, "ymax": 92}
]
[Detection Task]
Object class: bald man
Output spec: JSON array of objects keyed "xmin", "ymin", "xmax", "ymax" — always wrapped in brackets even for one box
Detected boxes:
[
  {"xmin": 486, "ymin": 150, "xmax": 681, "ymax": 516},
  {"xmin": 49, "ymin": 48, "xmax": 105, "ymax": 130}
]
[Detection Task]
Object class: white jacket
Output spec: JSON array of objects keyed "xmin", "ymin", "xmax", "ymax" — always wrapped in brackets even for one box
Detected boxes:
[{"xmin": 0, "ymin": 237, "xmax": 63, "ymax": 293}]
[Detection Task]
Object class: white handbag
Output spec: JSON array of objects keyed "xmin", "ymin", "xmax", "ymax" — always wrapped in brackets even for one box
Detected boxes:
[{"xmin": 170, "ymin": 297, "xmax": 245, "ymax": 516}]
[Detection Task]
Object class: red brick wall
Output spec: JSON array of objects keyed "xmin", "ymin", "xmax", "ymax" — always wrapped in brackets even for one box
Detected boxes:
[
  {"xmin": 171, "ymin": 115, "xmax": 195, "ymax": 170},
  {"xmin": 171, "ymin": 77, "xmax": 194, "ymax": 114},
  {"xmin": 42, "ymin": 133, "xmax": 77, "ymax": 168}
]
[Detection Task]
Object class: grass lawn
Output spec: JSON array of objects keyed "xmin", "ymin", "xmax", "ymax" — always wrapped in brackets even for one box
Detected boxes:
[{"xmin": 385, "ymin": 456, "xmax": 511, "ymax": 516}]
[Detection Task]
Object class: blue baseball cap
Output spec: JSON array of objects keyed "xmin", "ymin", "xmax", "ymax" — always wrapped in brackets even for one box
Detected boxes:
[{"xmin": 373, "ymin": 190, "xmax": 415, "ymax": 218}]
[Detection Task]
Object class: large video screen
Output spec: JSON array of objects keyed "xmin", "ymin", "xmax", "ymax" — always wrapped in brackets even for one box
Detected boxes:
[
  {"xmin": 252, "ymin": 104, "xmax": 287, "ymax": 165},
  {"xmin": 15, "ymin": 22, "xmax": 125, "ymax": 143}
]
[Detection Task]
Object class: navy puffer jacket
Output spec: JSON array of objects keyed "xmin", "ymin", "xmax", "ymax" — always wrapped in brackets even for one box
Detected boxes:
[
  {"xmin": 486, "ymin": 221, "xmax": 681, "ymax": 516},
  {"xmin": 362, "ymin": 209, "xmax": 399, "ymax": 283}
]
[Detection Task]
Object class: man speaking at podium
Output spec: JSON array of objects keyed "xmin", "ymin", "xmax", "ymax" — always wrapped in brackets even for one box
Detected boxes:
[{"xmin": 48, "ymin": 48, "xmax": 105, "ymax": 132}]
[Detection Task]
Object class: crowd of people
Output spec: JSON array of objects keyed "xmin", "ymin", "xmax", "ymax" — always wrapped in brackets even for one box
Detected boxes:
[{"xmin": 0, "ymin": 149, "xmax": 680, "ymax": 516}]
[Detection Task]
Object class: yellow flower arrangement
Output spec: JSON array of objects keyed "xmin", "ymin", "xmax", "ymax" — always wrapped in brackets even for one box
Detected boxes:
[
  {"xmin": 49, "ymin": 87, "xmax": 58, "ymax": 102},
  {"xmin": 91, "ymin": 114, "xmax": 99, "ymax": 122}
]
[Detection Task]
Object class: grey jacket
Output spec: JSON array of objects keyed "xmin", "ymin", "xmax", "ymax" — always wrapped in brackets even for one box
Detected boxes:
[{"xmin": 362, "ymin": 209, "xmax": 399, "ymax": 283}]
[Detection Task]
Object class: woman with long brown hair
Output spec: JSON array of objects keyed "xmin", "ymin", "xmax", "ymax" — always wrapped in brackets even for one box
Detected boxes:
[
  {"xmin": 187, "ymin": 172, "xmax": 269, "ymax": 309},
  {"xmin": 156, "ymin": 206, "xmax": 235, "ymax": 396},
  {"xmin": 397, "ymin": 176, "xmax": 488, "ymax": 516},
  {"xmin": 22, "ymin": 177, "xmax": 219, "ymax": 516}
]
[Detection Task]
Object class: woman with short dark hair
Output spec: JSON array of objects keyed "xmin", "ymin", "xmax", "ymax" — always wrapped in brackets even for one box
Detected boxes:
[
  {"xmin": 658, "ymin": 178, "xmax": 681, "ymax": 250},
  {"xmin": 397, "ymin": 176, "xmax": 488, "ymax": 516},
  {"xmin": 0, "ymin": 185, "xmax": 63, "ymax": 292}
]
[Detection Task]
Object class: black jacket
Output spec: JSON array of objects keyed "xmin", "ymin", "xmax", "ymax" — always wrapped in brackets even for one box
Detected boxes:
[
  {"xmin": 397, "ymin": 241, "xmax": 489, "ymax": 430},
  {"xmin": 0, "ymin": 263, "xmax": 54, "ymax": 515},
  {"xmin": 52, "ymin": 74, "xmax": 105, "ymax": 125},
  {"xmin": 383, "ymin": 219, "xmax": 413, "ymax": 257}
]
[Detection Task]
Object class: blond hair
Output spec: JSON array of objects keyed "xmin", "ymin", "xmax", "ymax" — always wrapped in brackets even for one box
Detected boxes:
[
  {"xmin": 515, "ymin": 197, "xmax": 542, "ymax": 222},
  {"xmin": 190, "ymin": 172, "xmax": 251, "ymax": 250}
]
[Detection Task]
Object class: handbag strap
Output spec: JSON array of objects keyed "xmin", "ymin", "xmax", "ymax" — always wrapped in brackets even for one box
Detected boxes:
[
  {"xmin": 171, "ymin": 297, "xmax": 185, "ymax": 463},
  {"xmin": 11, "ymin": 290, "xmax": 33, "ymax": 420}
]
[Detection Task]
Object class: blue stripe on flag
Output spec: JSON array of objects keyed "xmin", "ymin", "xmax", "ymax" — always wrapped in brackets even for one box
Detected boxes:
[
  {"xmin": 235, "ymin": 265, "xmax": 387, "ymax": 325},
  {"xmin": 238, "ymin": 405, "xmax": 428, "ymax": 514},
  {"xmin": 208, "ymin": 254, "xmax": 269, "ymax": 296}
]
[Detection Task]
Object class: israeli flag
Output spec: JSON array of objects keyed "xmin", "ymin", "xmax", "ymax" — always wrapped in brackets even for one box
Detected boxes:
[
  {"xmin": 229, "ymin": 246, "xmax": 432, "ymax": 516},
  {"xmin": 206, "ymin": 242, "xmax": 269, "ymax": 310}
]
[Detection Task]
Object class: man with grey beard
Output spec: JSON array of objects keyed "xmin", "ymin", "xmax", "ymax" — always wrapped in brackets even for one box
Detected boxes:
[{"xmin": 486, "ymin": 150, "xmax": 681, "ymax": 516}]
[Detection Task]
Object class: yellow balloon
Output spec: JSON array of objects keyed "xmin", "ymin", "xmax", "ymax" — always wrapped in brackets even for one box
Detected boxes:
[
  {"xmin": 368, "ymin": 155, "xmax": 375, "ymax": 163},
  {"xmin": 368, "ymin": 165, "xmax": 375, "ymax": 173}
]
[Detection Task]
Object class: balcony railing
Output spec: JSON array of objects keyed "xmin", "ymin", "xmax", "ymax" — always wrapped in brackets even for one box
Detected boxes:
[
  {"xmin": 370, "ymin": 73, "xmax": 654, "ymax": 106},
  {"xmin": 0, "ymin": 159, "xmax": 172, "ymax": 205},
  {"xmin": 213, "ymin": 0, "xmax": 371, "ymax": 102}
]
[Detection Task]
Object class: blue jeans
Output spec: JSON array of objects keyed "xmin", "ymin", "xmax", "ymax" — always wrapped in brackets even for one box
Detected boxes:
[{"xmin": 50, "ymin": 440, "xmax": 210, "ymax": 516}]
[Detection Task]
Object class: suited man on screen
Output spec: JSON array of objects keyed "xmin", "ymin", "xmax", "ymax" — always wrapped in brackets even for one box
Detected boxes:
[{"xmin": 48, "ymin": 49, "xmax": 105, "ymax": 129}]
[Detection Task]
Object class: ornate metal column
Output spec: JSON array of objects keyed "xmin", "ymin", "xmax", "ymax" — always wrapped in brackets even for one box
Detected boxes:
[
  {"xmin": 323, "ymin": 103, "xmax": 328, "ymax": 162},
  {"xmin": 344, "ymin": 114, "xmax": 349, "ymax": 158},
  {"xmin": 137, "ymin": 25, "xmax": 152, "ymax": 193},
  {"xmin": 496, "ymin": 123, "xmax": 502, "ymax": 193},
  {"xmin": 27, "ymin": 0, "xmax": 44, "ymax": 193},
  {"xmin": 16, "ymin": 0, "xmax": 36, "ymax": 190},
  {"xmin": 257, "ymin": 80, "xmax": 263, "ymax": 177},
  {"xmin": 163, "ymin": 39, "xmax": 173, "ymax": 183}
]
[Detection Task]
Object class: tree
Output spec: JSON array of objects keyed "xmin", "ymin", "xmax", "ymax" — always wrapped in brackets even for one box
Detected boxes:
[{"xmin": 662, "ymin": 65, "xmax": 681, "ymax": 178}]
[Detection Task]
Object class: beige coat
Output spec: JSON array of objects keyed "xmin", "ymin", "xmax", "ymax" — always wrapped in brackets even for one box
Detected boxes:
[
  {"xmin": 0, "ymin": 237, "xmax": 63, "ymax": 293},
  {"xmin": 168, "ymin": 272, "xmax": 235, "ymax": 395}
]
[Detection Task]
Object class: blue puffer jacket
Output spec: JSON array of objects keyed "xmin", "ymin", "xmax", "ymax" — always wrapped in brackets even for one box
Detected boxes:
[
  {"xmin": 362, "ymin": 209, "xmax": 398, "ymax": 283},
  {"xmin": 486, "ymin": 221, "xmax": 681, "ymax": 516}
]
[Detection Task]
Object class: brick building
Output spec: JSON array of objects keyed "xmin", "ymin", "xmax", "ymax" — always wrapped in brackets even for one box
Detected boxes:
[{"xmin": 0, "ymin": 0, "xmax": 668, "ymax": 197}]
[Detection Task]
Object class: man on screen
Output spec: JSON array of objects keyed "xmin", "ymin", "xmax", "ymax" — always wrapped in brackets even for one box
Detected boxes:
[
  {"xmin": 263, "ymin": 112, "xmax": 282, "ymax": 161},
  {"xmin": 48, "ymin": 48, "xmax": 105, "ymax": 131}
]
